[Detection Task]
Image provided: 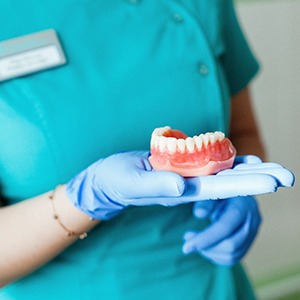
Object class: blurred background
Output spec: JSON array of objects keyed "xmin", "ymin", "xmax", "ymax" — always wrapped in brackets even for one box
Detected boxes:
[{"xmin": 236, "ymin": 0, "xmax": 300, "ymax": 299}]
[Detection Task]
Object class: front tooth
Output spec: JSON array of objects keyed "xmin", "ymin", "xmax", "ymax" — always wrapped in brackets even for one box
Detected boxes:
[
  {"xmin": 177, "ymin": 139, "xmax": 186, "ymax": 152},
  {"xmin": 167, "ymin": 138, "xmax": 177, "ymax": 153},
  {"xmin": 185, "ymin": 137, "xmax": 195, "ymax": 152},
  {"xmin": 200, "ymin": 134, "xmax": 209, "ymax": 146},
  {"xmin": 158, "ymin": 136, "xmax": 167, "ymax": 152},
  {"xmin": 193, "ymin": 136, "xmax": 203, "ymax": 150}
]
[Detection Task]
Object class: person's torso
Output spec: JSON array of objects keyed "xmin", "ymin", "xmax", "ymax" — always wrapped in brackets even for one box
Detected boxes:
[{"xmin": 0, "ymin": 1, "xmax": 253, "ymax": 299}]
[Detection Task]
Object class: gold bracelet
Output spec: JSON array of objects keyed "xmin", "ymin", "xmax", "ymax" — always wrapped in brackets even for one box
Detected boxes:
[{"xmin": 49, "ymin": 185, "xmax": 88, "ymax": 240}]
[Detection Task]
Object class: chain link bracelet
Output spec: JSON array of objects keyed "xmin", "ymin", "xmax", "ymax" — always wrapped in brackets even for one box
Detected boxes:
[{"xmin": 49, "ymin": 185, "xmax": 88, "ymax": 240}]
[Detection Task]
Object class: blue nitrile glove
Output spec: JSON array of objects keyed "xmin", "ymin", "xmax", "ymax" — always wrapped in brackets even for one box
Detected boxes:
[
  {"xmin": 181, "ymin": 155, "xmax": 294, "ymax": 202},
  {"xmin": 182, "ymin": 196, "xmax": 261, "ymax": 266},
  {"xmin": 181, "ymin": 155, "xmax": 294, "ymax": 266},
  {"xmin": 67, "ymin": 151, "xmax": 185, "ymax": 220},
  {"xmin": 66, "ymin": 152, "xmax": 294, "ymax": 221}
]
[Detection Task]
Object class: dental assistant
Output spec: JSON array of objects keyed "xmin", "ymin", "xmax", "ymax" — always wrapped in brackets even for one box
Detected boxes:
[{"xmin": 0, "ymin": 1, "xmax": 294, "ymax": 299}]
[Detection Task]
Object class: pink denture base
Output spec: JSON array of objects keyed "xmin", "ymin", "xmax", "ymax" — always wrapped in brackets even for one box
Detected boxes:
[{"xmin": 149, "ymin": 155, "xmax": 235, "ymax": 177}]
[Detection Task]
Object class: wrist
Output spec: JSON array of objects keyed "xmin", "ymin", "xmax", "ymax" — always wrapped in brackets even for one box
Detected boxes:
[
  {"xmin": 66, "ymin": 165, "xmax": 125, "ymax": 221},
  {"xmin": 50, "ymin": 185, "xmax": 99, "ymax": 239}
]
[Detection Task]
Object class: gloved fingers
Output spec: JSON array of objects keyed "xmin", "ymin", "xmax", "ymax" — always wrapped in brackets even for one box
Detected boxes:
[
  {"xmin": 183, "ymin": 214, "xmax": 260, "ymax": 266},
  {"xmin": 209, "ymin": 200, "xmax": 228, "ymax": 221},
  {"xmin": 96, "ymin": 151, "xmax": 186, "ymax": 200},
  {"xmin": 200, "ymin": 238, "xmax": 254, "ymax": 266},
  {"xmin": 183, "ymin": 231, "xmax": 197, "ymax": 241},
  {"xmin": 183, "ymin": 196, "xmax": 261, "ymax": 265},
  {"xmin": 234, "ymin": 155, "xmax": 262, "ymax": 165},
  {"xmin": 233, "ymin": 162, "xmax": 285, "ymax": 170},
  {"xmin": 131, "ymin": 169, "xmax": 186, "ymax": 198},
  {"xmin": 192, "ymin": 200, "xmax": 220, "ymax": 219},
  {"xmin": 217, "ymin": 163, "xmax": 295, "ymax": 187},
  {"xmin": 183, "ymin": 196, "xmax": 260, "ymax": 252},
  {"xmin": 200, "ymin": 223, "xmax": 259, "ymax": 266},
  {"xmin": 178, "ymin": 174, "xmax": 277, "ymax": 203},
  {"xmin": 126, "ymin": 171, "xmax": 278, "ymax": 207},
  {"xmin": 123, "ymin": 195, "xmax": 191, "ymax": 207},
  {"xmin": 125, "ymin": 193, "xmax": 218, "ymax": 207},
  {"xmin": 184, "ymin": 200, "xmax": 225, "ymax": 239},
  {"xmin": 182, "ymin": 206, "xmax": 246, "ymax": 253},
  {"xmin": 200, "ymin": 212, "xmax": 261, "ymax": 255}
]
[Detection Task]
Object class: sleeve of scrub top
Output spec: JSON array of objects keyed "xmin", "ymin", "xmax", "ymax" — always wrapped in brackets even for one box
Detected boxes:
[{"xmin": 221, "ymin": 0, "xmax": 260, "ymax": 96}]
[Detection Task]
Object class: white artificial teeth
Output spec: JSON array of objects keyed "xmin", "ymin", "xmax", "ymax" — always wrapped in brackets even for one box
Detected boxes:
[
  {"xmin": 154, "ymin": 136, "xmax": 160, "ymax": 148},
  {"xmin": 151, "ymin": 127, "xmax": 226, "ymax": 152},
  {"xmin": 158, "ymin": 136, "xmax": 167, "ymax": 152},
  {"xmin": 207, "ymin": 132, "xmax": 217, "ymax": 144},
  {"xmin": 177, "ymin": 139, "xmax": 186, "ymax": 152},
  {"xmin": 150, "ymin": 135, "xmax": 155, "ymax": 147},
  {"xmin": 215, "ymin": 131, "xmax": 225, "ymax": 141},
  {"xmin": 167, "ymin": 138, "xmax": 177, "ymax": 153},
  {"xmin": 200, "ymin": 134, "xmax": 209, "ymax": 146},
  {"xmin": 153, "ymin": 126, "xmax": 170, "ymax": 137},
  {"xmin": 185, "ymin": 137, "xmax": 195, "ymax": 152},
  {"xmin": 193, "ymin": 136, "xmax": 203, "ymax": 150}
]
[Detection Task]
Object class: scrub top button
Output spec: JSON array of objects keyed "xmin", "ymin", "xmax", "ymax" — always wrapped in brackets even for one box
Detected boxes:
[
  {"xmin": 198, "ymin": 64, "xmax": 209, "ymax": 75},
  {"xmin": 172, "ymin": 13, "xmax": 184, "ymax": 23}
]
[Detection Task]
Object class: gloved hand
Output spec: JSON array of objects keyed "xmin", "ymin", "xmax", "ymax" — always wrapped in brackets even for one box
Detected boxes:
[
  {"xmin": 66, "ymin": 151, "xmax": 294, "ymax": 221},
  {"xmin": 182, "ymin": 196, "xmax": 262, "ymax": 266},
  {"xmin": 180, "ymin": 155, "xmax": 294, "ymax": 202},
  {"xmin": 66, "ymin": 151, "xmax": 185, "ymax": 220}
]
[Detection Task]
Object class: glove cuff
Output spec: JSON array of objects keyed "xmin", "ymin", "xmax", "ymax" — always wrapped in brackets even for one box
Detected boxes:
[{"xmin": 66, "ymin": 160, "xmax": 124, "ymax": 220}]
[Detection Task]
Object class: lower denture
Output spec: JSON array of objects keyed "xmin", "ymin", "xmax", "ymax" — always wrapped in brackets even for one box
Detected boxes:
[{"xmin": 148, "ymin": 126, "xmax": 236, "ymax": 177}]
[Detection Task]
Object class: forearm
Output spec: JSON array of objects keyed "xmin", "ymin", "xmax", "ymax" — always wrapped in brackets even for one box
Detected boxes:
[
  {"xmin": 229, "ymin": 87, "xmax": 266, "ymax": 161},
  {"xmin": 230, "ymin": 130, "xmax": 265, "ymax": 160},
  {"xmin": 0, "ymin": 185, "xmax": 99, "ymax": 287}
]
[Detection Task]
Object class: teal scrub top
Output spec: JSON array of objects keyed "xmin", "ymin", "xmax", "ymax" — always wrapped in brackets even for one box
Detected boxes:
[{"xmin": 0, "ymin": 1, "xmax": 259, "ymax": 299}]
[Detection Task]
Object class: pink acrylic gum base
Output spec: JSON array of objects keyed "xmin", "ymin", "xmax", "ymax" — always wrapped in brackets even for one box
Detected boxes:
[{"xmin": 149, "ymin": 155, "xmax": 236, "ymax": 177}]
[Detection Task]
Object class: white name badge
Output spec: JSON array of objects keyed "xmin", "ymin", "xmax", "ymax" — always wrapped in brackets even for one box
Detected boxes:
[{"xmin": 0, "ymin": 29, "xmax": 66, "ymax": 82}]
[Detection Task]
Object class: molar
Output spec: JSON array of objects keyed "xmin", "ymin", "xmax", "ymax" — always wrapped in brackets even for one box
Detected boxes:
[{"xmin": 153, "ymin": 126, "xmax": 170, "ymax": 137}]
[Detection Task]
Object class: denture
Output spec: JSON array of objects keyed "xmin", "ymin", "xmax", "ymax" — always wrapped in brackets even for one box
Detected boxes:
[{"xmin": 149, "ymin": 126, "xmax": 236, "ymax": 177}]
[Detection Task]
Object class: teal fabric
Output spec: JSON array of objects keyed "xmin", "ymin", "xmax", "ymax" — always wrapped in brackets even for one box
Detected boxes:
[{"xmin": 0, "ymin": 0, "xmax": 259, "ymax": 299}]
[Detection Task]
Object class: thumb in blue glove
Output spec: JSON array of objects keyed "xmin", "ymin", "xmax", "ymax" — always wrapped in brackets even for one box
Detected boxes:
[
  {"xmin": 182, "ymin": 196, "xmax": 262, "ymax": 266},
  {"xmin": 66, "ymin": 151, "xmax": 186, "ymax": 220}
]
